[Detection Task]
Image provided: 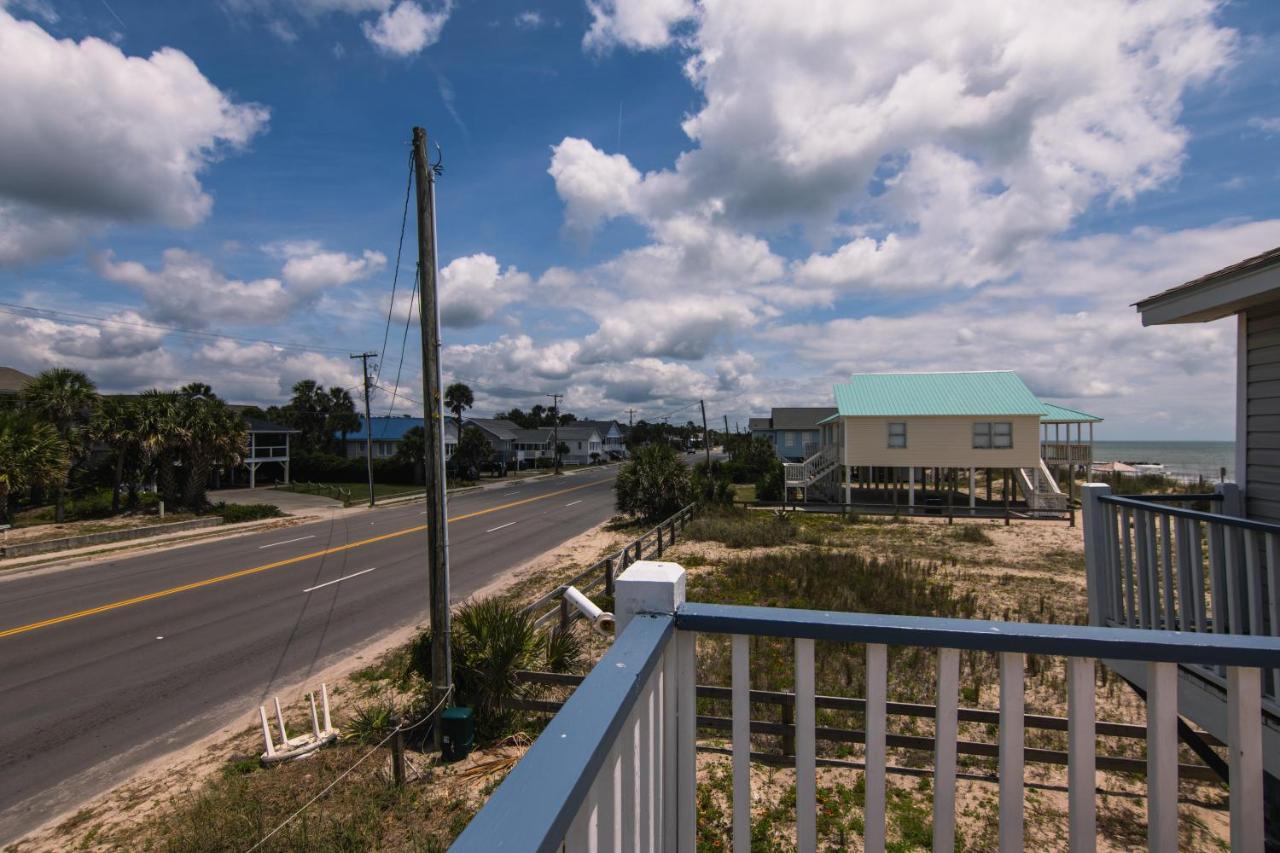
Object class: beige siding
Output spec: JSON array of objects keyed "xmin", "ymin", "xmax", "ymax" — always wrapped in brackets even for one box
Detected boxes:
[
  {"xmin": 840, "ymin": 415, "xmax": 1041, "ymax": 468},
  {"xmin": 1245, "ymin": 303, "xmax": 1280, "ymax": 522}
]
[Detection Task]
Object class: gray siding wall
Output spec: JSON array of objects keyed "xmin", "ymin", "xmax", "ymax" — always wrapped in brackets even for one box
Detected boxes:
[{"xmin": 1245, "ymin": 303, "xmax": 1280, "ymax": 521}]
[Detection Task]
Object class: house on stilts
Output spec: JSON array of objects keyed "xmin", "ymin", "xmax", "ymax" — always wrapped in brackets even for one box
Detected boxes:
[{"xmin": 783, "ymin": 370, "xmax": 1100, "ymax": 512}]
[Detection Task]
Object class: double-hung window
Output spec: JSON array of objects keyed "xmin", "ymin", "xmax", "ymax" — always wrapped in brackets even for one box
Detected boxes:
[
  {"xmin": 973, "ymin": 422, "xmax": 1013, "ymax": 449},
  {"xmin": 887, "ymin": 422, "xmax": 907, "ymax": 448}
]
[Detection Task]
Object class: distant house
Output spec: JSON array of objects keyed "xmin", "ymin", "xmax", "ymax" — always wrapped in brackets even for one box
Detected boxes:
[
  {"xmin": 339, "ymin": 416, "xmax": 458, "ymax": 461},
  {"xmin": 784, "ymin": 371, "xmax": 1101, "ymax": 510},
  {"xmin": 0, "ymin": 366, "xmax": 34, "ymax": 406},
  {"xmin": 511, "ymin": 427, "xmax": 554, "ymax": 468},
  {"xmin": 239, "ymin": 416, "xmax": 300, "ymax": 488},
  {"xmin": 749, "ymin": 407, "xmax": 837, "ymax": 462},
  {"xmin": 574, "ymin": 419, "xmax": 628, "ymax": 459},
  {"xmin": 556, "ymin": 425, "xmax": 604, "ymax": 465},
  {"xmin": 464, "ymin": 418, "xmax": 523, "ymax": 466}
]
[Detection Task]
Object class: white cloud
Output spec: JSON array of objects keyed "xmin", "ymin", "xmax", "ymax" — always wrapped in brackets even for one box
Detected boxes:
[
  {"xmin": 362, "ymin": 0, "xmax": 449, "ymax": 56},
  {"xmin": 0, "ymin": 10, "xmax": 269, "ymax": 266},
  {"xmin": 583, "ymin": 0, "xmax": 694, "ymax": 52},
  {"xmin": 547, "ymin": 138, "xmax": 644, "ymax": 235},
  {"xmin": 94, "ymin": 242, "xmax": 385, "ymax": 326},
  {"xmin": 1248, "ymin": 116, "xmax": 1280, "ymax": 135},
  {"xmin": 515, "ymin": 10, "xmax": 542, "ymax": 29},
  {"xmin": 439, "ymin": 253, "xmax": 532, "ymax": 328}
]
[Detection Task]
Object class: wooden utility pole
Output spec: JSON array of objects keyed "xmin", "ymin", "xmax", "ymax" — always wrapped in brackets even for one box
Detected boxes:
[
  {"xmin": 350, "ymin": 351, "xmax": 378, "ymax": 507},
  {"xmin": 626, "ymin": 408, "xmax": 636, "ymax": 428},
  {"xmin": 700, "ymin": 399, "xmax": 711, "ymax": 470},
  {"xmin": 723, "ymin": 414, "xmax": 730, "ymax": 449},
  {"xmin": 412, "ymin": 126, "xmax": 451, "ymax": 741},
  {"xmin": 548, "ymin": 393, "xmax": 563, "ymax": 474}
]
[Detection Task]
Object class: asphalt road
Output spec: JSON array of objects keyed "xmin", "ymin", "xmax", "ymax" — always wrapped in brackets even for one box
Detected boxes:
[{"xmin": 0, "ymin": 466, "xmax": 620, "ymax": 844}]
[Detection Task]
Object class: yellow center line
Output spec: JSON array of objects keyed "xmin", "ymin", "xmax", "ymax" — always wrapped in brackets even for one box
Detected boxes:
[{"xmin": 0, "ymin": 477, "xmax": 609, "ymax": 640}]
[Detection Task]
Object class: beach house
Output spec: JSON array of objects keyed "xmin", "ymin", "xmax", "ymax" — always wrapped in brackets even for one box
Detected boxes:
[
  {"xmin": 748, "ymin": 407, "xmax": 837, "ymax": 462},
  {"xmin": 781, "ymin": 371, "xmax": 1099, "ymax": 511}
]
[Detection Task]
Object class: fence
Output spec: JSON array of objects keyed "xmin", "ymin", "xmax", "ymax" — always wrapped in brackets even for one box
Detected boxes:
[
  {"xmin": 1082, "ymin": 482, "xmax": 1280, "ymax": 711},
  {"xmin": 735, "ymin": 499, "xmax": 1074, "ymax": 525},
  {"xmin": 520, "ymin": 504, "xmax": 697, "ymax": 632},
  {"xmin": 455, "ymin": 561, "xmax": 1278, "ymax": 852}
]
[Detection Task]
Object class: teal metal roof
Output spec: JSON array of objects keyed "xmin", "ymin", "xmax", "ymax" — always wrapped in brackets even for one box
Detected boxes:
[
  {"xmin": 1039, "ymin": 403, "xmax": 1103, "ymax": 423},
  {"xmin": 833, "ymin": 371, "xmax": 1046, "ymax": 417}
]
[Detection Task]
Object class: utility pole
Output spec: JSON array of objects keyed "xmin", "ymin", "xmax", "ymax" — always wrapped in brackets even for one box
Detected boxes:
[
  {"xmin": 700, "ymin": 399, "xmax": 711, "ymax": 470},
  {"xmin": 626, "ymin": 408, "xmax": 636, "ymax": 428},
  {"xmin": 350, "ymin": 352, "xmax": 378, "ymax": 507},
  {"xmin": 723, "ymin": 414, "xmax": 730, "ymax": 450},
  {"xmin": 547, "ymin": 393, "xmax": 563, "ymax": 474},
  {"xmin": 412, "ymin": 126, "xmax": 451, "ymax": 742}
]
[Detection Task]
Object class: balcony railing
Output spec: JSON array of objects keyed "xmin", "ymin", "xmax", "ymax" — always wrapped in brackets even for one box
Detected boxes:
[
  {"xmin": 453, "ymin": 562, "xmax": 1279, "ymax": 852},
  {"xmin": 1081, "ymin": 483, "xmax": 1280, "ymax": 711},
  {"xmin": 1040, "ymin": 441, "xmax": 1091, "ymax": 465},
  {"xmin": 247, "ymin": 444, "xmax": 289, "ymax": 459}
]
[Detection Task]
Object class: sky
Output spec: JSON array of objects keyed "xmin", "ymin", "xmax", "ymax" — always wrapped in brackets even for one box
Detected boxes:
[{"xmin": 0, "ymin": 0, "xmax": 1278, "ymax": 439}]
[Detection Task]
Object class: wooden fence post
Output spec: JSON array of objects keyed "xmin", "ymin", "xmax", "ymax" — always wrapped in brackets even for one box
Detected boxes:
[{"xmin": 604, "ymin": 557, "xmax": 615, "ymax": 598}]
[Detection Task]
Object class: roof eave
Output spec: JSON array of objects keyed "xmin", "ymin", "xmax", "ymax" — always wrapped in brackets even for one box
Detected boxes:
[{"xmin": 1136, "ymin": 259, "xmax": 1280, "ymax": 326}]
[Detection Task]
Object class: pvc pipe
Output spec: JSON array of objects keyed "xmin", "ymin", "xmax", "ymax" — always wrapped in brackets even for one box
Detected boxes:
[
  {"xmin": 259, "ymin": 706, "xmax": 276, "ymax": 757},
  {"xmin": 562, "ymin": 585, "xmax": 615, "ymax": 635},
  {"xmin": 321, "ymin": 683, "xmax": 333, "ymax": 732},
  {"xmin": 274, "ymin": 697, "xmax": 288, "ymax": 744},
  {"xmin": 309, "ymin": 692, "xmax": 321, "ymax": 738}
]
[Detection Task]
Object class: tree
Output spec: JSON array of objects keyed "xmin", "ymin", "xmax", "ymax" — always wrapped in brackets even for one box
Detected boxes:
[
  {"xmin": 444, "ymin": 382, "xmax": 474, "ymax": 441},
  {"xmin": 88, "ymin": 396, "xmax": 138, "ymax": 513},
  {"xmin": 0, "ymin": 413, "xmax": 68, "ymax": 523},
  {"xmin": 555, "ymin": 441, "xmax": 569, "ymax": 467},
  {"xmin": 179, "ymin": 382, "xmax": 217, "ymax": 400},
  {"xmin": 135, "ymin": 390, "xmax": 183, "ymax": 506},
  {"xmin": 395, "ymin": 425, "xmax": 426, "ymax": 482},
  {"xmin": 21, "ymin": 368, "xmax": 98, "ymax": 522},
  {"xmin": 174, "ymin": 395, "xmax": 247, "ymax": 510},
  {"xmin": 325, "ymin": 386, "xmax": 360, "ymax": 453},
  {"xmin": 615, "ymin": 443, "xmax": 692, "ymax": 522},
  {"xmin": 453, "ymin": 425, "xmax": 493, "ymax": 479}
]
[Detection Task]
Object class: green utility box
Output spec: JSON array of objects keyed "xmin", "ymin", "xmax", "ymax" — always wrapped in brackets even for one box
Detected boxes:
[{"xmin": 440, "ymin": 707, "xmax": 474, "ymax": 761}]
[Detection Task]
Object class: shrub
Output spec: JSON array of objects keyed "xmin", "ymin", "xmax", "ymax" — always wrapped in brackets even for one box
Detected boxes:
[
  {"xmin": 544, "ymin": 624, "xmax": 585, "ymax": 673},
  {"xmin": 615, "ymin": 443, "xmax": 693, "ymax": 522},
  {"xmin": 692, "ymin": 459, "xmax": 734, "ymax": 507},
  {"xmin": 346, "ymin": 701, "xmax": 397, "ymax": 744},
  {"xmin": 755, "ymin": 463, "xmax": 784, "ymax": 501},
  {"xmin": 684, "ymin": 506, "xmax": 819, "ymax": 548},
  {"xmin": 210, "ymin": 502, "xmax": 285, "ymax": 523},
  {"xmin": 951, "ymin": 524, "xmax": 994, "ymax": 545}
]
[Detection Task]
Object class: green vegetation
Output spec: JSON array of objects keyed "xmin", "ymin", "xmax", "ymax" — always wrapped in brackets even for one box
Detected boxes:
[
  {"xmin": 950, "ymin": 524, "xmax": 995, "ymax": 545},
  {"xmin": 615, "ymin": 442, "xmax": 693, "ymax": 522},
  {"xmin": 210, "ymin": 502, "xmax": 285, "ymax": 523},
  {"xmin": 684, "ymin": 506, "xmax": 823, "ymax": 548}
]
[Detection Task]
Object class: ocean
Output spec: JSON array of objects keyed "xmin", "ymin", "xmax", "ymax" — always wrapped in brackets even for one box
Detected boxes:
[{"xmin": 1092, "ymin": 440, "xmax": 1235, "ymax": 482}]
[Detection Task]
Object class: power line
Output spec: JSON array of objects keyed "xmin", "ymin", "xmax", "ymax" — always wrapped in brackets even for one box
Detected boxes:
[
  {"xmin": 382, "ymin": 263, "xmax": 419, "ymax": 419},
  {"xmin": 0, "ymin": 302, "xmax": 354, "ymax": 355},
  {"xmin": 374, "ymin": 151, "xmax": 416, "ymax": 387}
]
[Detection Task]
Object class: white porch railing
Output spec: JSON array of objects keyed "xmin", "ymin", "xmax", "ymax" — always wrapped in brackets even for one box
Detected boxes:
[
  {"xmin": 452, "ymin": 561, "xmax": 1279, "ymax": 852},
  {"xmin": 783, "ymin": 444, "xmax": 838, "ymax": 486},
  {"xmin": 1041, "ymin": 441, "xmax": 1091, "ymax": 466}
]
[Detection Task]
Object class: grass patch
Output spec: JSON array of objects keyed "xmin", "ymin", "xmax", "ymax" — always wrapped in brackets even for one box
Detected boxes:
[
  {"xmin": 683, "ymin": 507, "xmax": 823, "ymax": 548},
  {"xmin": 210, "ymin": 502, "xmax": 285, "ymax": 523},
  {"xmin": 950, "ymin": 524, "xmax": 994, "ymax": 545}
]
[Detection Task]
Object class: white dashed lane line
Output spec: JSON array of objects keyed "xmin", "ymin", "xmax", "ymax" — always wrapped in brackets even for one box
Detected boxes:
[
  {"xmin": 302, "ymin": 567, "xmax": 378, "ymax": 593},
  {"xmin": 258, "ymin": 535, "xmax": 315, "ymax": 549},
  {"xmin": 565, "ymin": 500, "xmax": 582, "ymax": 507},
  {"xmin": 486, "ymin": 521, "xmax": 518, "ymax": 533}
]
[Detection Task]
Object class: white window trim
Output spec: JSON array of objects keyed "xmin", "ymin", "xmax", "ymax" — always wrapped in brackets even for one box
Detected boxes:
[{"xmin": 887, "ymin": 422, "xmax": 907, "ymax": 449}]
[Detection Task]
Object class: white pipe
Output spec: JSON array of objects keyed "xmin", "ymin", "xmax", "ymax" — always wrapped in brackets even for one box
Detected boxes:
[
  {"xmin": 321, "ymin": 683, "xmax": 333, "ymax": 733},
  {"xmin": 274, "ymin": 697, "xmax": 289, "ymax": 744},
  {"xmin": 259, "ymin": 706, "xmax": 276, "ymax": 757},
  {"xmin": 562, "ymin": 585, "xmax": 615, "ymax": 635},
  {"xmin": 309, "ymin": 692, "xmax": 321, "ymax": 738}
]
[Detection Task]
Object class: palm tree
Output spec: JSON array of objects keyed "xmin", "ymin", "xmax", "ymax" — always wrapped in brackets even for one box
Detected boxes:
[
  {"xmin": 326, "ymin": 386, "xmax": 360, "ymax": 454},
  {"xmin": 135, "ymin": 390, "xmax": 184, "ymax": 507},
  {"xmin": 88, "ymin": 396, "xmax": 138, "ymax": 513},
  {"xmin": 21, "ymin": 368, "xmax": 98, "ymax": 522},
  {"xmin": 444, "ymin": 382, "xmax": 474, "ymax": 441},
  {"xmin": 0, "ymin": 413, "xmax": 68, "ymax": 523},
  {"xmin": 175, "ymin": 395, "xmax": 247, "ymax": 510},
  {"xmin": 179, "ymin": 382, "xmax": 217, "ymax": 400}
]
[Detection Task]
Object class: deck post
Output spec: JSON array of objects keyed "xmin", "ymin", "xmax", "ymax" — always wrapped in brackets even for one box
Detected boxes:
[
  {"xmin": 908, "ymin": 466, "xmax": 915, "ymax": 511},
  {"xmin": 1081, "ymin": 483, "xmax": 1112, "ymax": 628},
  {"xmin": 614, "ymin": 561, "xmax": 686, "ymax": 636},
  {"xmin": 968, "ymin": 467, "xmax": 976, "ymax": 514}
]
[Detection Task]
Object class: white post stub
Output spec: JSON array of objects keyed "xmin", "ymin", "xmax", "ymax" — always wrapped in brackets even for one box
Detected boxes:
[{"xmin": 614, "ymin": 561, "xmax": 686, "ymax": 635}]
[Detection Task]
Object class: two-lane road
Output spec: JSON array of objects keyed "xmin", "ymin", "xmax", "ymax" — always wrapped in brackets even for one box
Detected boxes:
[{"xmin": 0, "ymin": 467, "xmax": 619, "ymax": 843}]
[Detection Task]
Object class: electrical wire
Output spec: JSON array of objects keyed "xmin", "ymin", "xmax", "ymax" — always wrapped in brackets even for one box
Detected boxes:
[
  {"xmin": 245, "ymin": 686, "xmax": 454, "ymax": 853},
  {"xmin": 382, "ymin": 263, "xmax": 419, "ymax": 419},
  {"xmin": 374, "ymin": 152, "xmax": 416, "ymax": 388},
  {"xmin": 0, "ymin": 302, "xmax": 352, "ymax": 355}
]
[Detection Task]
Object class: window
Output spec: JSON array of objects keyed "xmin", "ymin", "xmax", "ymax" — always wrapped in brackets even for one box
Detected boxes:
[
  {"xmin": 887, "ymin": 422, "xmax": 906, "ymax": 448},
  {"xmin": 973, "ymin": 422, "xmax": 1013, "ymax": 449},
  {"xmin": 783, "ymin": 431, "xmax": 796, "ymax": 446}
]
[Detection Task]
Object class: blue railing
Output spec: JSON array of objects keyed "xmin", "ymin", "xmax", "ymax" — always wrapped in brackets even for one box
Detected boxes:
[{"xmin": 455, "ymin": 561, "xmax": 1280, "ymax": 852}]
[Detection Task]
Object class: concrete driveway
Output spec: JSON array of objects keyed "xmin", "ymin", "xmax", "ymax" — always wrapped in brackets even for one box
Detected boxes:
[{"xmin": 210, "ymin": 486, "xmax": 337, "ymax": 515}]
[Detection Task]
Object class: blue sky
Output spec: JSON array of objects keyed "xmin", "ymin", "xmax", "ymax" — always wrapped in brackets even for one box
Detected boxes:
[{"xmin": 1, "ymin": 0, "xmax": 1278, "ymax": 438}]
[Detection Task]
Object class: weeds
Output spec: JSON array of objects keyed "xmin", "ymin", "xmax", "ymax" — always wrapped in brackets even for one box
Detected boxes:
[
  {"xmin": 949, "ymin": 524, "xmax": 994, "ymax": 545},
  {"xmin": 684, "ymin": 506, "xmax": 823, "ymax": 548}
]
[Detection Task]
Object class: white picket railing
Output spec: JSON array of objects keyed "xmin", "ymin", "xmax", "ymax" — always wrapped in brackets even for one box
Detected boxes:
[
  {"xmin": 783, "ymin": 444, "xmax": 838, "ymax": 486},
  {"xmin": 453, "ymin": 561, "xmax": 1279, "ymax": 852}
]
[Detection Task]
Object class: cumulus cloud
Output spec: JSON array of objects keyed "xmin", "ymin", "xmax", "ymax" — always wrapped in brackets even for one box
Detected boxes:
[
  {"xmin": 94, "ymin": 242, "xmax": 384, "ymax": 326},
  {"xmin": 514, "ymin": 10, "xmax": 542, "ymax": 29},
  {"xmin": 439, "ymin": 254, "xmax": 532, "ymax": 328},
  {"xmin": 362, "ymin": 0, "xmax": 449, "ymax": 56},
  {"xmin": 583, "ymin": 0, "xmax": 694, "ymax": 52},
  {"xmin": 0, "ymin": 10, "xmax": 269, "ymax": 265}
]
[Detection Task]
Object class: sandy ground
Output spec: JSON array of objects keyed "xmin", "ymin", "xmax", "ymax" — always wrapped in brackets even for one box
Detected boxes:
[{"xmin": 8, "ymin": 518, "xmax": 634, "ymax": 852}]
